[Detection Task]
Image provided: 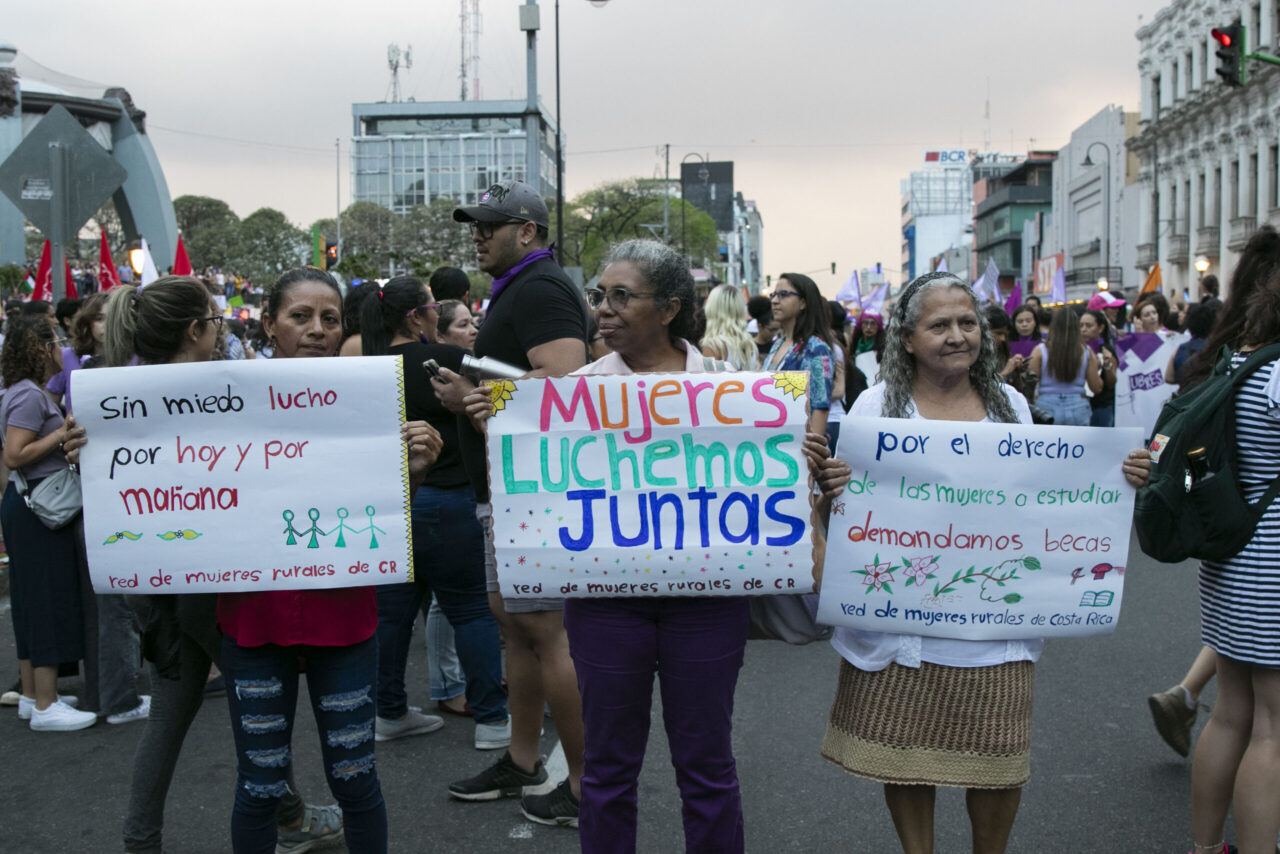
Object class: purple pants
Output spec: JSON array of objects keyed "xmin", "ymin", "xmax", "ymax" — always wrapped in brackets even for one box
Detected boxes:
[{"xmin": 563, "ymin": 596, "xmax": 749, "ymax": 854}]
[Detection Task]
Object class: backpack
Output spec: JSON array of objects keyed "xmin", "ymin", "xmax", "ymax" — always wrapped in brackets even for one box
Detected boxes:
[{"xmin": 1133, "ymin": 343, "xmax": 1280, "ymax": 563}]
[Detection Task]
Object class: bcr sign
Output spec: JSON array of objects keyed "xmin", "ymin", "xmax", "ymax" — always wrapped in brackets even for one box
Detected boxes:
[{"xmin": 922, "ymin": 149, "xmax": 969, "ymax": 168}]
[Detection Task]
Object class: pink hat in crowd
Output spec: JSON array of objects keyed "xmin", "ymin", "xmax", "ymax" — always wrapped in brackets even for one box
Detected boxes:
[{"xmin": 1087, "ymin": 292, "xmax": 1126, "ymax": 311}]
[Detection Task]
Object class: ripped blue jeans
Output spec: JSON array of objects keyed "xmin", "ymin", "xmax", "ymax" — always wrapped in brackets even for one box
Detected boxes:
[{"xmin": 221, "ymin": 635, "xmax": 387, "ymax": 854}]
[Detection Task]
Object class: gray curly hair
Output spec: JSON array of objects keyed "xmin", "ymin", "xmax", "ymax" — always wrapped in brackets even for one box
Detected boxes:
[{"xmin": 880, "ymin": 272, "xmax": 1019, "ymax": 423}]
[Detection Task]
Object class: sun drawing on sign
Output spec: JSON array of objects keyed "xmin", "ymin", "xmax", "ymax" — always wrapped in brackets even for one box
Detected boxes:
[
  {"xmin": 773, "ymin": 371, "xmax": 809, "ymax": 400},
  {"xmin": 487, "ymin": 380, "xmax": 517, "ymax": 416}
]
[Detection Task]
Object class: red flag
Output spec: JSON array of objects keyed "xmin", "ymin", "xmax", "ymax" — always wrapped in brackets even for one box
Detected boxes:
[
  {"xmin": 30, "ymin": 241, "xmax": 78, "ymax": 301},
  {"xmin": 98, "ymin": 231, "xmax": 122, "ymax": 292},
  {"xmin": 32, "ymin": 240, "xmax": 51, "ymax": 302},
  {"xmin": 173, "ymin": 234, "xmax": 193, "ymax": 276}
]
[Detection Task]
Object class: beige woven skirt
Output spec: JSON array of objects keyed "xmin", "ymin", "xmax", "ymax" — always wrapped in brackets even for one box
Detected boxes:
[{"xmin": 821, "ymin": 658, "xmax": 1034, "ymax": 789}]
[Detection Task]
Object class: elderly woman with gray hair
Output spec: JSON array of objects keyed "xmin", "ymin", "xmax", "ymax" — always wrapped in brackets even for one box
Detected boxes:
[
  {"xmin": 566, "ymin": 238, "xmax": 749, "ymax": 852},
  {"xmin": 819, "ymin": 272, "xmax": 1152, "ymax": 854}
]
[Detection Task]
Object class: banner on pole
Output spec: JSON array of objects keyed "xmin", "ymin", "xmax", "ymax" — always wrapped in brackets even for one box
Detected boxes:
[
  {"xmin": 485, "ymin": 372, "xmax": 814, "ymax": 598},
  {"xmin": 817, "ymin": 418, "xmax": 1142, "ymax": 639},
  {"xmin": 72, "ymin": 358, "xmax": 412, "ymax": 594}
]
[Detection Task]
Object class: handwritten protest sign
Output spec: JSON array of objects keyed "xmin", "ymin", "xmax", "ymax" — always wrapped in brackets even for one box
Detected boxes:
[
  {"xmin": 72, "ymin": 358, "xmax": 412, "ymax": 594},
  {"xmin": 485, "ymin": 371, "xmax": 813, "ymax": 597},
  {"xmin": 817, "ymin": 418, "xmax": 1142, "ymax": 639}
]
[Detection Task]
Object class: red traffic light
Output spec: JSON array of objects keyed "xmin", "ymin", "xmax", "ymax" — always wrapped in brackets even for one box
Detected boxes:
[{"xmin": 1212, "ymin": 28, "xmax": 1233, "ymax": 47}]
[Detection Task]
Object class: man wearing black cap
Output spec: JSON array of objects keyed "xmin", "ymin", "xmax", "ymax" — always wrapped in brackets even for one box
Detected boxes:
[{"xmin": 433, "ymin": 180, "xmax": 586, "ymax": 827}]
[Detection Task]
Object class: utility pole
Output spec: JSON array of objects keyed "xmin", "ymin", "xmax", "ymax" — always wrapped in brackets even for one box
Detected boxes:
[
  {"xmin": 335, "ymin": 138, "xmax": 342, "ymax": 260},
  {"xmin": 49, "ymin": 142, "xmax": 67, "ymax": 301},
  {"xmin": 663, "ymin": 143, "xmax": 670, "ymax": 244},
  {"xmin": 520, "ymin": 1, "xmax": 540, "ymax": 211}
]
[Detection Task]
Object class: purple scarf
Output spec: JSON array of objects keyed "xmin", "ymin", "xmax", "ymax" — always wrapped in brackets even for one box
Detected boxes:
[{"xmin": 490, "ymin": 248, "xmax": 556, "ymax": 303}]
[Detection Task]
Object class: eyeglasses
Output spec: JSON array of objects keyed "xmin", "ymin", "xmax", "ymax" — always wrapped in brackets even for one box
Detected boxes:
[
  {"xmin": 467, "ymin": 220, "xmax": 526, "ymax": 240},
  {"xmin": 406, "ymin": 302, "xmax": 441, "ymax": 318},
  {"xmin": 771, "ymin": 289, "xmax": 801, "ymax": 300},
  {"xmin": 204, "ymin": 315, "xmax": 224, "ymax": 330},
  {"xmin": 585, "ymin": 287, "xmax": 659, "ymax": 311}
]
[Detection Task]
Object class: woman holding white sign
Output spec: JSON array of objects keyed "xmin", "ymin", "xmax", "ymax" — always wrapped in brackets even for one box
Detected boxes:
[
  {"xmin": 566, "ymin": 239, "xmax": 750, "ymax": 853},
  {"xmin": 820, "ymin": 272, "xmax": 1151, "ymax": 854}
]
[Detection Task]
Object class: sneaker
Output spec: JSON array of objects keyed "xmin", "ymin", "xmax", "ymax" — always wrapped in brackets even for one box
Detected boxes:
[
  {"xmin": 0, "ymin": 690, "xmax": 19, "ymax": 707},
  {"xmin": 448, "ymin": 751, "xmax": 547, "ymax": 801},
  {"xmin": 107, "ymin": 695, "xmax": 152, "ymax": 725},
  {"xmin": 29, "ymin": 700, "xmax": 97, "ymax": 732},
  {"xmin": 374, "ymin": 708, "xmax": 444, "ymax": 742},
  {"xmin": 520, "ymin": 778, "xmax": 579, "ymax": 828},
  {"xmin": 1148, "ymin": 685, "xmax": 1197, "ymax": 757},
  {"xmin": 475, "ymin": 718, "xmax": 512, "ymax": 750},
  {"xmin": 275, "ymin": 803, "xmax": 342, "ymax": 854},
  {"xmin": 17, "ymin": 693, "xmax": 78, "ymax": 720}
]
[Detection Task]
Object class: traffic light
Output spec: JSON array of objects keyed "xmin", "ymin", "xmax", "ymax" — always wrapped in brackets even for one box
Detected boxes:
[
  {"xmin": 324, "ymin": 241, "xmax": 338, "ymax": 270},
  {"xmin": 1212, "ymin": 21, "xmax": 1245, "ymax": 87},
  {"xmin": 831, "ymin": 262, "xmax": 836, "ymax": 275}
]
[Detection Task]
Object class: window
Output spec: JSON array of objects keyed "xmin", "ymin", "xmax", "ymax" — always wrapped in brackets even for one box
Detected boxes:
[
  {"xmin": 1231, "ymin": 160, "xmax": 1240, "ymax": 218},
  {"xmin": 1197, "ymin": 171, "xmax": 1206, "ymax": 228},
  {"xmin": 1184, "ymin": 179, "xmax": 1192, "ymax": 233},
  {"xmin": 1249, "ymin": 152, "xmax": 1259, "ymax": 214},
  {"xmin": 1152, "ymin": 74, "xmax": 1162, "ymax": 115},
  {"xmin": 1269, "ymin": 145, "xmax": 1278, "ymax": 209},
  {"xmin": 1213, "ymin": 167, "xmax": 1223, "ymax": 223}
]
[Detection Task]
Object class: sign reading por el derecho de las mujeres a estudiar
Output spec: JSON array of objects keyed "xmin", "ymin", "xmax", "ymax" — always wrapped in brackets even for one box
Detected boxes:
[
  {"xmin": 817, "ymin": 418, "xmax": 1143, "ymax": 639},
  {"xmin": 485, "ymin": 371, "xmax": 814, "ymax": 597},
  {"xmin": 73, "ymin": 358, "xmax": 412, "ymax": 594}
]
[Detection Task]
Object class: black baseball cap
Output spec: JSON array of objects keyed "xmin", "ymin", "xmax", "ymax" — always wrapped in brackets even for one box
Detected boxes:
[{"xmin": 453, "ymin": 180, "xmax": 549, "ymax": 229}]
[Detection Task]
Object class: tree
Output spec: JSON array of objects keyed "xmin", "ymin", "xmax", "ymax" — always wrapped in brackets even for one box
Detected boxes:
[
  {"xmin": 173, "ymin": 195, "xmax": 240, "ymax": 271},
  {"xmin": 337, "ymin": 203, "xmax": 396, "ymax": 276},
  {"xmin": 558, "ymin": 179, "xmax": 719, "ymax": 279},
  {"xmin": 232, "ymin": 208, "xmax": 305, "ymax": 285},
  {"xmin": 392, "ymin": 197, "xmax": 474, "ymax": 273}
]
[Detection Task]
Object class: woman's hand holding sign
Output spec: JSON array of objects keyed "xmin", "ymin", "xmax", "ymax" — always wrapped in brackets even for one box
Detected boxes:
[{"xmin": 403, "ymin": 420, "xmax": 443, "ymax": 490}]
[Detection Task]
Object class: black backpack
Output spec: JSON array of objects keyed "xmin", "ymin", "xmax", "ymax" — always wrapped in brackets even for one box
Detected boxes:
[{"xmin": 1133, "ymin": 343, "xmax": 1280, "ymax": 563}]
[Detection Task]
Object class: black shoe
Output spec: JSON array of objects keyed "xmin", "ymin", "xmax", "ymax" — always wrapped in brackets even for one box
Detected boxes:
[
  {"xmin": 448, "ymin": 751, "xmax": 547, "ymax": 801},
  {"xmin": 520, "ymin": 778, "xmax": 579, "ymax": 828}
]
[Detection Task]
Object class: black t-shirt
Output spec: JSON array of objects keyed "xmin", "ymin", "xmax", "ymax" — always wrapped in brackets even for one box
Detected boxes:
[
  {"xmin": 459, "ymin": 256, "xmax": 588, "ymax": 502},
  {"xmin": 387, "ymin": 341, "xmax": 469, "ymax": 490}
]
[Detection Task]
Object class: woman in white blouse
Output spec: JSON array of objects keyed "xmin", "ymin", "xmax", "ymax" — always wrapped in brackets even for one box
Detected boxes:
[{"xmin": 820, "ymin": 273, "xmax": 1151, "ymax": 854}]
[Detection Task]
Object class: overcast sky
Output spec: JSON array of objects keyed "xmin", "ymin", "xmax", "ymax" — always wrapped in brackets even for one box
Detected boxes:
[{"xmin": 11, "ymin": 0, "xmax": 1159, "ymax": 293}]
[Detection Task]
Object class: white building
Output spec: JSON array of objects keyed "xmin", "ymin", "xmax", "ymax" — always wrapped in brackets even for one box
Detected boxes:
[
  {"xmin": 900, "ymin": 150, "xmax": 974, "ymax": 282},
  {"xmin": 1048, "ymin": 105, "xmax": 1140, "ymax": 302},
  {"xmin": 1133, "ymin": 0, "xmax": 1280, "ymax": 298}
]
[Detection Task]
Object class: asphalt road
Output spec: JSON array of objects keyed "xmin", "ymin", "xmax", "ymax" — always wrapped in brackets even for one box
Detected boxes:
[{"xmin": 2, "ymin": 543, "xmax": 1211, "ymax": 853}]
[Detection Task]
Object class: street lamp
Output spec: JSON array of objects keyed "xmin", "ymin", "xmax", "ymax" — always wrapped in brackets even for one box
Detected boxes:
[
  {"xmin": 1082, "ymin": 141, "xmax": 1113, "ymax": 292},
  {"xmin": 553, "ymin": 0, "xmax": 612, "ymax": 254},
  {"xmin": 1097, "ymin": 277, "xmax": 1110, "ymax": 290},
  {"xmin": 129, "ymin": 242, "xmax": 145, "ymax": 276},
  {"xmin": 1194, "ymin": 255, "xmax": 1211, "ymax": 276}
]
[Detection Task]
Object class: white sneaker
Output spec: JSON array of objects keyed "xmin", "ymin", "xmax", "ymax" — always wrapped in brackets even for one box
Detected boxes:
[
  {"xmin": 107, "ymin": 695, "xmax": 151, "ymax": 725},
  {"xmin": 17, "ymin": 693, "xmax": 79, "ymax": 721},
  {"xmin": 374, "ymin": 708, "xmax": 444, "ymax": 742},
  {"xmin": 29, "ymin": 700, "xmax": 97, "ymax": 732},
  {"xmin": 475, "ymin": 718, "xmax": 512, "ymax": 750}
]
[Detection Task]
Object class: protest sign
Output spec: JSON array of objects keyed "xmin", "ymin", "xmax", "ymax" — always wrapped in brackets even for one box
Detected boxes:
[
  {"xmin": 1114, "ymin": 331, "xmax": 1185, "ymax": 436},
  {"xmin": 817, "ymin": 418, "xmax": 1142, "ymax": 639},
  {"xmin": 485, "ymin": 371, "xmax": 813, "ymax": 598},
  {"xmin": 72, "ymin": 358, "xmax": 412, "ymax": 594}
]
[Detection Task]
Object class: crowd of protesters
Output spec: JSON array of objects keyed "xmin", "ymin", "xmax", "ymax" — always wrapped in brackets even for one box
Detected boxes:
[{"xmin": 5, "ymin": 180, "xmax": 1280, "ymax": 854}]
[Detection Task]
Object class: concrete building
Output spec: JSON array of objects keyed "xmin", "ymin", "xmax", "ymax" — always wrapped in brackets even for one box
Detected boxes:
[
  {"xmin": 350, "ymin": 99, "xmax": 559, "ymax": 213},
  {"xmin": 973, "ymin": 152, "xmax": 1057, "ymax": 290},
  {"xmin": 0, "ymin": 43, "xmax": 177, "ymax": 269},
  {"xmin": 730, "ymin": 193, "xmax": 764, "ymax": 294},
  {"xmin": 1132, "ymin": 0, "xmax": 1280, "ymax": 298},
  {"xmin": 1048, "ymin": 105, "xmax": 1141, "ymax": 303}
]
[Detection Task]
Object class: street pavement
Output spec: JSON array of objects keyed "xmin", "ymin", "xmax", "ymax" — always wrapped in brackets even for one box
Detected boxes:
[{"xmin": 2, "ymin": 543, "xmax": 1212, "ymax": 853}]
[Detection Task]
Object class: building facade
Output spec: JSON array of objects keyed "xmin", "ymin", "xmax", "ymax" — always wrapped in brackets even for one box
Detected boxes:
[
  {"xmin": 899, "ymin": 149, "xmax": 974, "ymax": 282},
  {"xmin": 1132, "ymin": 0, "xmax": 1280, "ymax": 298},
  {"xmin": 973, "ymin": 152, "xmax": 1057, "ymax": 288},
  {"xmin": 350, "ymin": 99, "xmax": 559, "ymax": 214},
  {"xmin": 1048, "ymin": 105, "xmax": 1141, "ymax": 302}
]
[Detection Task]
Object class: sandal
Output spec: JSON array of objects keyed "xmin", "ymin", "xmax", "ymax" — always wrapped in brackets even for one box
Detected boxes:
[{"xmin": 276, "ymin": 803, "xmax": 343, "ymax": 853}]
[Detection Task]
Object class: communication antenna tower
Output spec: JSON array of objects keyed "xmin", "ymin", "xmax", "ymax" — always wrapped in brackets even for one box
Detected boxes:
[
  {"xmin": 386, "ymin": 43, "xmax": 412, "ymax": 103},
  {"xmin": 460, "ymin": 0, "xmax": 482, "ymax": 101}
]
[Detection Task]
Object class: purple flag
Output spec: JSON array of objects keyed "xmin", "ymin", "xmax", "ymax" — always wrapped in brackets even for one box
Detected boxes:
[
  {"xmin": 1050, "ymin": 267, "xmax": 1066, "ymax": 304},
  {"xmin": 936, "ymin": 257, "xmax": 948, "ymax": 273},
  {"xmin": 863, "ymin": 282, "xmax": 889, "ymax": 316},
  {"xmin": 1003, "ymin": 278, "xmax": 1023, "ymax": 316},
  {"xmin": 835, "ymin": 269, "xmax": 862, "ymax": 307}
]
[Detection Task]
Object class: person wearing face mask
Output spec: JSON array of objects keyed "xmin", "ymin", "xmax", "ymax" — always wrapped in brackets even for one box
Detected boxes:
[{"xmin": 432, "ymin": 181, "xmax": 588, "ymax": 827}]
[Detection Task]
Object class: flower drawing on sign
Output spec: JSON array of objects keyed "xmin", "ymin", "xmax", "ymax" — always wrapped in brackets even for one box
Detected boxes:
[
  {"xmin": 156, "ymin": 529, "xmax": 203, "ymax": 541},
  {"xmin": 487, "ymin": 380, "xmax": 517, "ymax": 416},
  {"xmin": 772, "ymin": 371, "xmax": 809, "ymax": 400},
  {"xmin": 103, "ymin": 530, "xmax": 143, "ymax": 545},
  {"xmin": 902, "ymin": 555, "xmax": 939, "ymax": 587},
  {"xmin": 856, "ymin": 556, "xmax": 895, "ymax": 594},
  {"xmin": 930, "ymin": 556, "xmax": 1042, "ymax": 604}
]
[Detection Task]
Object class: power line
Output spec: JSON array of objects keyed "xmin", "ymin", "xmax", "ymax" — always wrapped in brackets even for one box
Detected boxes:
[{"xmin": 149, "ymin": 125, "xmax": 336, "ymax": 155}]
